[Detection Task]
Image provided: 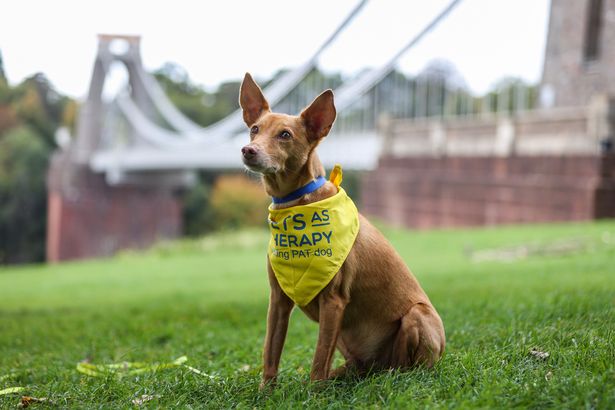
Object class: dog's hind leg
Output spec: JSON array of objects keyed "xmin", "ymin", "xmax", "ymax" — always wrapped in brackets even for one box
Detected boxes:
[
  {"xmin": 328, "ymin": 338, "xmax": 364, "ymax": 379},
  {"xmin": 392, "ymin": 303, "xmax": 445, "ymax": 369}
]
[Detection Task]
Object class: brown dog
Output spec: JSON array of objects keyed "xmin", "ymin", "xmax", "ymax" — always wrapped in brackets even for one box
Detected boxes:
[{"xmin": 239, "ymin": 73, "xmax": 445, "ymax": 386}]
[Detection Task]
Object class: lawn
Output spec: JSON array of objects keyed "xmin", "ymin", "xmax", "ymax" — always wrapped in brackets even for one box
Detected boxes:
[{"xmin": 0, "ymin": 222, "xmax": 614, "ymax": 409}]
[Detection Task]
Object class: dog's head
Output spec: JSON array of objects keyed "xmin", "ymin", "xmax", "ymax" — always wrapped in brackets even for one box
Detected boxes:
[{"xmin": 239, "ymin": 73, "xmax": 336, "ymax": 175}]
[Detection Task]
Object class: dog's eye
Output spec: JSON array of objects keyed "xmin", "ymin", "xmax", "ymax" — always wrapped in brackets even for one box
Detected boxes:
[
  {"xmin": 278, "ymin": 130, "xmax": 292, "ymax": 140},
  {"xmin": 250, "ymin": 125, "xmax": 259, "ymax": 134}
]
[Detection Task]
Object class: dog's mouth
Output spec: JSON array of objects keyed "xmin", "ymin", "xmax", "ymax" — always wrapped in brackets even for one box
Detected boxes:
[{"xmin": 242, "ymin": 158, "xmax": 277, "ymax": 175}]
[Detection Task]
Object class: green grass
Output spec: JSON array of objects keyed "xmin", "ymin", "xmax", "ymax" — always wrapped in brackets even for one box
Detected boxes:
[{"xmin": 0, "ymin": 222, "xmax": 614, "ymax": 409}]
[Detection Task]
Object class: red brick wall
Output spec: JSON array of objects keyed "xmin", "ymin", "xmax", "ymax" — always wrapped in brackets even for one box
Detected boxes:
[
  {"xmin": 47, "ymin": 159, "xmax": 181, "ymax": 262},
  {"xmin": 361, "ymin": 155, "xmax": 615, "ymax": 229}
]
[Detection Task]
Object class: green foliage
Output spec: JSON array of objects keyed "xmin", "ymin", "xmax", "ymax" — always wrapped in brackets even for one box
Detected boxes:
[
  {"xmin": 485, "ymin": 76, "xmax": 539, "ymax": 113},
  {"xmin": 181, "ymin": 176, "xmax": 215, "ymax": 236},
  {"xmin": 209, "ymin": 174, "xmax": 269, "ymax": 230},
  {"xmin": 0, "ymin": 126, "xmax": 50, "ymax": 263},
  {"xmin": 182, "ymin": 174, "xmax": 271, "ymax": 235},
  {"xmin": 371, "ymin": 67, "xmax": 538, "ymax": 120},
  {"xmin": 0, "ymin": 105, "xmax": 18, "ymax": 135},
  {"xmin": 0, "ymin": 68, "xmax": 74, "ymax": 264},
  {"xmin": 337, "ymin": 169, "xmax": 362, "ymax": 204},
  {"xmin": 0, "ymin": 49, "xmax": 5, "ymax": 83},
  {"xmin": 153, "ymin": 63, "xmax": 239, "ymax": 127},
  {"xmin": 8, "ymin": 73, "xmax": 72, "ymax": 147},
  {"xmin": 0, "ymin": 221, "xmax": 613, "ymax": 408},
  {"xmin": 274, "ymin": 68, "xmax": 345, "ymax": 114},
  {"xmin": 212, "ymin": 81, "xmax": 241, "ymax": 119}
]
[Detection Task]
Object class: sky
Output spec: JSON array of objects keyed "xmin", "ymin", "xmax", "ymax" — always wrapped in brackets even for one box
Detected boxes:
[{"xmin": 0, "ymin": 0, "xmax": 551, "ymax": 99}]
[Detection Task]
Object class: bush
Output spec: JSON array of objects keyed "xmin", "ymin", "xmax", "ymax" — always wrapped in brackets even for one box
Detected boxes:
[
  {"xmin": 182, "ymin": 179, "xmax": 215, "ymax": 236},
  {"xmin": 210, "ymin": 174, "xmax": 269, "ymax": 230}
]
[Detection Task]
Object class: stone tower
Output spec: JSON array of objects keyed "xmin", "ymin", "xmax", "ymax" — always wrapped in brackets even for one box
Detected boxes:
[
  {"xmin": 46, "ymin": 35, "xmax": 183, "ymax": 262},
  {"xmin": 541, "ymin": 0, "xmax": 615, "ymax": 107}
]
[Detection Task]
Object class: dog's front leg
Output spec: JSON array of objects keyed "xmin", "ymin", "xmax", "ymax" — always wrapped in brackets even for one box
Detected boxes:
[
  {"xmin": 311, "ymin": 291, "xmax": 347, "ymax": 381},
  {"xmin": 261, "ymin": 265, "xmax": 294, "ymax": 389}
]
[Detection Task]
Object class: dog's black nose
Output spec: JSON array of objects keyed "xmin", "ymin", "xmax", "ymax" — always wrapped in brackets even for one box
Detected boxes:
[{"xmin": 242, "ymin": 145, "xmax": 258, "ymax": 160}]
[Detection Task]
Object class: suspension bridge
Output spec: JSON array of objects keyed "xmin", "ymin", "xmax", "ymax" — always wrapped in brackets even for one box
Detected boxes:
[
  {"xmin": 47, "ymin": 0, "xmax": 615, "ymax": 262},
  {"xmin": 62, "ymin": 0, "xmax": 517, "ymax": 186}
]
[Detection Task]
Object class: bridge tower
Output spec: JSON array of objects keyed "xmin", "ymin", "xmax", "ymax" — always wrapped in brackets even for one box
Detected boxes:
[
  {"xmin": 46, "ymin": 35, "xmax": 186, "ymax": 263},
  {"xmin": 541, "ymin": 0, "xmax": 615, "ymax": 107}
]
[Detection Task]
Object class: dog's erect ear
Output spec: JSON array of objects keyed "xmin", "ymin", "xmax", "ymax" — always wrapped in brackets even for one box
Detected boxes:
[
  {"xmin": 239, "ymin": 73, "xmax": 270, "ymax": 126},
  {"xmin": 300, "ymin": 89, "xmax": 336, "ymax": 142}
]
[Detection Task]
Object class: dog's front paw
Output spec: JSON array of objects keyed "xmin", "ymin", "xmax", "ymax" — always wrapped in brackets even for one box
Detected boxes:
[
  {"xmin": 307, "ymin": 377, "xmax": 331, "ymax": 393},
  {"xmin": 259, "ymin": 376, "xmax": 277, "ymax": 391}
]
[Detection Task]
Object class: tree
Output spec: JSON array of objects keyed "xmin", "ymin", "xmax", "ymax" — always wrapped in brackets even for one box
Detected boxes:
[
  {"xmin": 0, "ymin": 126, "xmax": 49, "ymax": 263},
  {"xmin": 0, "ymin": 49, "xmax": 6, "ymax": 83},
  {"xmin": 10, "ymin": 73, "xmax": 71, "ymax": 147},
  {"xmin": 418, "ymin": 59, "xmax": 467, "ymax": 89},
  {"xmin": 0, "ymin": 56, "xmax": 74, "ymax": 264},
  {"xmin": 483, "ymin": 77, "xmax": 538, "ymax": 113},
  {"xmin": 153, "ymin": 62, "xmax": 238, "ymax": 127}
]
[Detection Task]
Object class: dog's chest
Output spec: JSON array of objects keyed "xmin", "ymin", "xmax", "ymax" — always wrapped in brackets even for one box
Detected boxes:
[{"xmin": 298, "ymin": 299, "xmax": 320, "ymax": 323}]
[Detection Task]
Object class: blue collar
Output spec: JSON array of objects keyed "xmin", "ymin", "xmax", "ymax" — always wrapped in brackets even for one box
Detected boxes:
[{"xmin": 271, "ymin": 176, "xmax": 327, "ymax": 204}]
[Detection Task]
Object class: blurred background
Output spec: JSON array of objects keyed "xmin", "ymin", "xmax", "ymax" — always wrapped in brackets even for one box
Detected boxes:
[{"xmin": 0, "ymin": 0, "xmax": 613, "ymax": 265}]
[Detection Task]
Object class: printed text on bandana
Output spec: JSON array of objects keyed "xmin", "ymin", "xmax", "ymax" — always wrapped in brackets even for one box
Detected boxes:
[
  {"xmin": 270, "ymin": 210, "xmax": 333, "ymax": 260},
  {"xmin": 267, "ymin": 188, "xmax": 359, "ymax": 306}
]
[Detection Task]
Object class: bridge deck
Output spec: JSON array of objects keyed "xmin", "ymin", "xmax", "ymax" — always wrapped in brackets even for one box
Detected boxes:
[{"xmin": 90, "ymin": 132, "xmax": 382, "ymax": 174}]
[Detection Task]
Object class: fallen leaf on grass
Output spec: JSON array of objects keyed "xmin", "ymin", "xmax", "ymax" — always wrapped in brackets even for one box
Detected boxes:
[
  {"xmin": 529, "ymin": 348, "xmax": 550, "ymax": 360},
  {"xmin": 183, "ymin": 364, "xmax": 216, "ymax": 379},
  {"xmin": 18, "ymin": 396, "xmax": 50, "ymax": 408},
  {"xmin": 545, "ymin": 371, "xmax": 553, "ymax": 381},
  {"xmin": 76, "ymin": 355, "xmax": 215, "ymax": 379},
  {"xmin": 0, "ymin": 374, "xmax": 15, "ymax": 383},
  {"xmin": 0, "ymin": 387, "xmax": 25, "ymax": 396},
  {"xmin": 131, "ymin": 394, "xmax": 161, "ymax": 406}
]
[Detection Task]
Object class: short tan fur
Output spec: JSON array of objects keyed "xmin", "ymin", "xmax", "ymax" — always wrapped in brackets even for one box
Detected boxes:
[{"xmin": 239, "ymin": 73, "xmax": 445, "ymax": 387}]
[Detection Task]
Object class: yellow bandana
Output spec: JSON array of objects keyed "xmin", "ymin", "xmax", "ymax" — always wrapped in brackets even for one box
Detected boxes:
[{"xmin": 267, "ymin": 176, "xmax": 360, "ymax": 306}]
